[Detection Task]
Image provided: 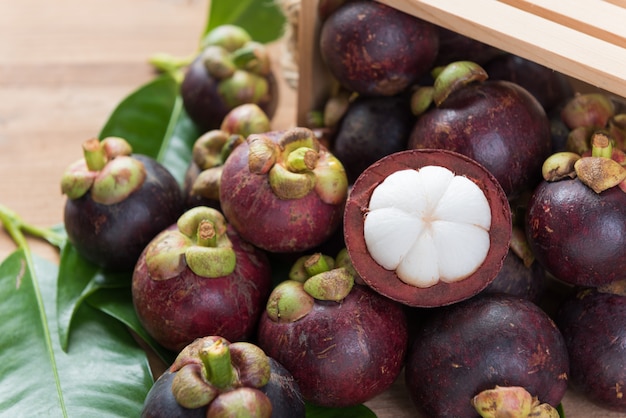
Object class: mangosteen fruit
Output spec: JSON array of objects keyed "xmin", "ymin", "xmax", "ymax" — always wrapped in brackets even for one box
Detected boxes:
[
  {"xmin": 61, "ymin": 137, "xmax": 183, "ymax": 271},
  {"xmin": 405, "ymin": 293, "xmax": 569, "ymax": 418},
  {"xmin": 180, "ymin": 25, "xmax": 278, "ymax": 133},
  {"xmin": 219, "ymin": 127, "xmax": 348, "ymax": 253},
  {"xmin": 560, "ymin": 92, "xmax": 616, "ymax": 131},
  {"xmin": 408, "ymin": 61, "xmax": 553, "ymax": 199},
  {"xmin": 559, "ymin": 93, "xmax": 626, "ymax": 153},
  {"xmin": 525, "ymin": 142, "xmax": 626, "ymax": 288},
  {"xmin": 331, "ymin": 93, "xmax": 415, "ymax": 184},
  {"xmin": 483, "ymin": 53, "xmax": 575, "ymax": 113},
  {"xmin": 343, "ymin": 148, "xmax": 512, "ymax": 308},
  {"xmin": 555, "ymin": 286, "xmax": 626, "ymax": 413},
  {"xmin": 319, "ymin": 0, "xmax": 439, "ymax": 96},
  {"xmin": 132, "ymin": 206, "xmax": 272, "ymax": 352},
  {"xmin": 141, "ymin": 336, "xmax": 305, "ymax": 418},
  {"xmin": 257, "ymin": 252, "xmax": 408, "ymax": 408},
  {"xmin": 182, "ymin": 103, "xmax": 271, "ymax": 210}
]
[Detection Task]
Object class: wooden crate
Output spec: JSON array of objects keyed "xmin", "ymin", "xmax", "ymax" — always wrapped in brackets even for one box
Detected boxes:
[
  {"xmin": 297, "ymin": 0, "xmax": 626, "ymax": 125},
  {"xmin": 294, "ymin": 1, "xmax": 626, "ymax": 417}
]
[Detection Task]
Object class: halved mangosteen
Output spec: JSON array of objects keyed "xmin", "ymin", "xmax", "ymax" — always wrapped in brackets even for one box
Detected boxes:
[{"xmin": 343, "ymin": 149, "xmax": 512, "ymax": 307}]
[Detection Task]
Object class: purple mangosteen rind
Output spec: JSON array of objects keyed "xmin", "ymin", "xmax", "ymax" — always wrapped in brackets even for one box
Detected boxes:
[
  {"xmin": 180, "ymin": 31, "xmax": 279, "ymax": 133},
  {"xmin": 63, "ymin": 151, "xmax": 184, "ymax": 272},
  {"xmin": 132, "ymin": 222, "xmax": 272, "ymax": 352},
  {"xmin": 257, "ymin": 284, "xmax": 409, "ymax": 408},
  {"xmin": 319, "ymin": 0, "xmax": 439, "ymax": 97},
  {"xmin": 408, "ymin": 79, "xmax": 552, "ymax": 199},
  {"xmin": 405, "ymin": 293, "xmax": 570, "ymax": 417},
  {"xmin": 344, "ymin": 148, "xmax": 512, "ymax": 308},
  {"xmin": 142, "ymin": 339, "xmax": 305, "ymax": 418},
  {"xmin": 555, "ymin": 288, "xmax": 626, "ymax": 413},
  {"xmin": 219, "ymin": 128, "xmax": 348, "ymax": 253},
  {"xmin": 525, "ymin": 177, "xmax": 626, "ymax": 287}
]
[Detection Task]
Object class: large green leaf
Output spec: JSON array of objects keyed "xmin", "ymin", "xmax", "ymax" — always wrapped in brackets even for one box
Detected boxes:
[
  {"xmin": 87, "ymin": 287, "xmax": 176, "ymax": 368},
  {"xmin": 0, "ymin": 250, "xmax": 152, "ymax": 417},
  {"xmin": 205, "ymin": 0, "xmax": 286, "ymax": 44},
  {"xmin": 98, "ymin": 74, "xmax": 201, "ymax": 185},
  {"xmin": 56, "ymin": 243, "xmax": 131, "ymax": 351},
  {"xmin": 305, "ymin": 403, "xmax": 377, "ymax": 418}
]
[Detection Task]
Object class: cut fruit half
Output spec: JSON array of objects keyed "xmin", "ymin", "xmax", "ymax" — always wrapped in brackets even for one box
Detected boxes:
[{"xmin": 344, "ymin": 149, "xmax": 511, "ymax": 307}]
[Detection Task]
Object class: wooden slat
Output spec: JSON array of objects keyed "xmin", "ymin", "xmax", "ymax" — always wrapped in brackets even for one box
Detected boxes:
[
  {"xmin": 377, "ymin": 0, "xmax": 626, "ymax": 98},
  {"xmin": 501, "ymin": 0, "xmax": 626, "ymax": 48}
]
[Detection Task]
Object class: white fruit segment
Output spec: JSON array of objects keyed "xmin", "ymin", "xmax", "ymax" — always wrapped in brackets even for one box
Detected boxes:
[{"xmin": 363, "ymin": 167, "xmax": 491, "ymax": 288}]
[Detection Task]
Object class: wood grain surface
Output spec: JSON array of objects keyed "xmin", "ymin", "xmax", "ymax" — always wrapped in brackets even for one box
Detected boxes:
[{"xmin": 0, "ymin": 1, "xmax": 622, "ymax": 417}]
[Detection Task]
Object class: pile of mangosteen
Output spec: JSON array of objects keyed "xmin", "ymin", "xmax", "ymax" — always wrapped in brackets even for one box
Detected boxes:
[{"xmin": 60, "ymin": 1, "xmax": 626, "ymax": 417}]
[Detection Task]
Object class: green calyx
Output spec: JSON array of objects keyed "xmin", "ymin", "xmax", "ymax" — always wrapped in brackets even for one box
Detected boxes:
[
  {"xmin": 189, "ymin": 101, "xmax": 271, "ymax": 201},
  {"xmin": 199, "ymin": 25, "xmax": 273, "ymax": 110},
  {"xmin": 145, "ymin": 206, "xmax": 236, "ymax": 280},
  {"xmin": 432, "ymin": 61, "xmax": 489, "ymax": 106},
  {"xmin": 220, "ymin": 103, "xmax": 271, "ymax": 139},
  {"xmin": 169, "ymin": 336, "xmax": 272, "ymax": 414},
  {"xmin": 266, "ymin": 251, "xmax": 355, "ymax": 323},
  {"xmin": 252, "ymin": 127, "xmax": 348, "ymax": 203},
  {"xmin": 60, "ymin": 137, "xmax": 145, "ymax": 204},
  {"xmin": 190, "ymin": 130, "xmax": 244, "ymax": 201},
  {"xmin": 218, "ymin": 70, "xmax": 269, "ymax": 108},
  {"xmin": 471, "ymin": 386, "xmax": 559, "ymax": 418}
]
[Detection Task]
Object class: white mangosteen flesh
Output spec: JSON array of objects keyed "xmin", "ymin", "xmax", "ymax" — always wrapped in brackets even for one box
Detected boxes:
[{"xmin": 363, "ymin": 166, "xmax": 492, "ymax": 288}]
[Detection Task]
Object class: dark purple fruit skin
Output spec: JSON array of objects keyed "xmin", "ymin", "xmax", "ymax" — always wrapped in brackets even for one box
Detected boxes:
[
  {"xmin": 525, "ymin": 179, "xmax": 626, "ymax": 287},
  {"xmin": 132, "ymin": 225, "xmax": 272, "ymax": 352},
  {"xmin": 141, "ymin": 370, "xmax": 205, "ymax": 418},
  {"xmin": 141, "ymin": 358, "xmax": 305, "ymax": 418},
  {"xmin": 260, "ymin": 358, "xmax": 306, "ymax": 418},
  {"xmin": 483, "ymin": 248, "xmax": 546, "ymax": 303},
  {"xmin": 257, "ymin": 284, "xmax": 408, "ymax": 408},
  {"xmin": 319, "ymin": 0, "xmax": 439, "ymax": 96},
  {"xmin": 405, "ymin": 293, "xmax": 569, "ymax": 418},
  {"xmin": 484, "ymin": 54, "xmax": 575, "ymax": 113},
  {"xmin": 219, "ymin": 131, "xmax": 344, "ymax": 254},
  {"xmin": 555, "ymin": 288, "xmax": 626, "ymax": 413},
  {"xmin": 434, "ymin": 27, "xmax": 503, "ymax": 67},
  {"xmin": 64, "ymin": 154, "xmax": 184, "ymax": 272},
  {"xmin": 408, "ymin": 80, "xmax": 552, "ymax": 198},
  {"xmin": 331, "ymin": 94, "xmax": 414, "ymax": 184},
  {"xmin": 180, "ymin": 56, "xmax": 278, "ymax": 133}
]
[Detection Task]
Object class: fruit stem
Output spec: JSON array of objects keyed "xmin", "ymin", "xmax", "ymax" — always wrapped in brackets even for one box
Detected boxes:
[
  {"xmin": 197, "ymin": 219, "xmax": 217, "ymax": 247},
  {"xmin": 304, "ymin": 253, "xmax": 330, "ymax": 276},
  {"xmin": 82, "ymin": 138, "xmax": 107, "ymax": 171},
  {"xmin": 286, "ymin": 147, "xmax": 318, "ymax": 172},
  {"xmin": 148, "ymin": 52, "xmax": 194, "ymax": 77},
  {"xmin": 230, "ymin": 43, "xmax": 270, "ymax": 75},
  {"xmin": 0, "ymin": 204, "xmax": 66, "ymax": 251},
  {"xmin": 590, "ymin": 131, "xmax": 613, "ymax": 158},
  {"xmin": 201, "ymin": 339, "xmax": 234, "ymax": 389},
  {"xmin": 220, "ymin": 134, "xmax": 245, "ymax": 164}
]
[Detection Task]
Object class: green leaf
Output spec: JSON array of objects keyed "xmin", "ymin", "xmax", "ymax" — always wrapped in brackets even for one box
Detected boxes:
[
  {"xmin": 205, "ymin": 0, "xmax": 286, "ymax": 44},
  {"xmin": 0, "ymin": 250, "xmax": 152, "ymax": 417},
  {"xmin": 56, "ymin": 243, "xmax": 131, "ymax": 351},
  {"xmin": 305, "ymin": 402, "xmax": 377, "ymax": 418},
  {"xmin": 98, "ymin": 74, "xmax": 201, "ymax": 185},
  {"xmin": 87, "ymin": 287, "xmax": 176, "ymax": 368}
]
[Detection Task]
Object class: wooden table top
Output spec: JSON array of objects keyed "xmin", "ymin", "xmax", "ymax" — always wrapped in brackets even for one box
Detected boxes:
[{"xmin": 0, "ymin": 1, "xmax": 621, "ymax": 417}]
